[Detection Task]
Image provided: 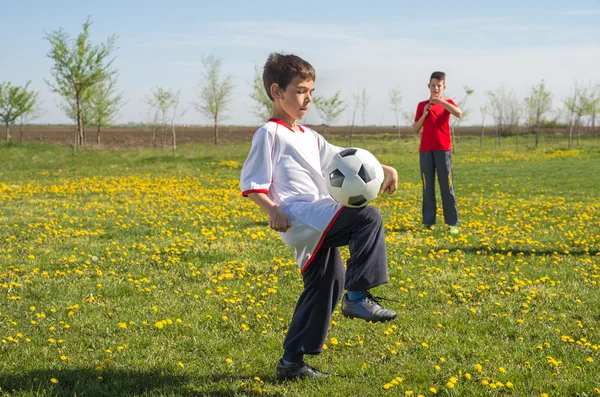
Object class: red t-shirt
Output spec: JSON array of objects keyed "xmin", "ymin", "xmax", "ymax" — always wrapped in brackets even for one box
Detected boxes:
[{"xmin": 414, "ymin": 98, "xmax": 456, "ymax": 152}]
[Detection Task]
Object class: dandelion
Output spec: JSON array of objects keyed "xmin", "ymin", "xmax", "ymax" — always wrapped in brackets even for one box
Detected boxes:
[
  {"xmin": 50, "ymin": 378, "xmax": 59, "ymax": 384},
  {"xmin": 178, "ymin": 362, "xmax": 184, "ymax": 368},
  {"xmin": 226, "ymin": 358, "xmax": 233, "ymax": 364},
  {"xmin": 330, "ymin": 337, "xmax": 339, "ymax": 345}
]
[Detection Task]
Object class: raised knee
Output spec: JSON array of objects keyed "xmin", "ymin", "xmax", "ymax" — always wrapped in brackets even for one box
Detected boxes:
[{"xmin": 362, "ymin": 206, "xmax": 382, "ymax": 224}]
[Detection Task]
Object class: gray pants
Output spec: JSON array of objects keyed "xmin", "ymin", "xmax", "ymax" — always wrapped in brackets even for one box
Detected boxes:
[
  {"xmin": 420, "ymin": 150, "xmax": 458, "ymax": 226},
  {"xmin": 282, "ymin": 206, "xmax": 389, "ymax": 362}
]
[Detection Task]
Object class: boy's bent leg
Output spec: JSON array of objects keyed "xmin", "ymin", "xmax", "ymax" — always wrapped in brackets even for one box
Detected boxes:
[
  {"xmin": 434, "ymin": 151, "xmax": 458, "ymax": 226},
  {"xmin": 420, "ymin": 151, "xmax": 437, "ymax": 226},
  {"xmin": 282, "ymin": 247, "xmax": 344, "ymax": 364},
  {"xmin": 322, "ymin": 206, "xmax": 388, "ymax": 291},
  {"xmin": 322, "ymin": 206, "xmax": 396, "ymax": 322}
]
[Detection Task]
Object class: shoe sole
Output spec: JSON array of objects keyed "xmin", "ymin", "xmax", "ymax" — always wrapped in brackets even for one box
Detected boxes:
[{"xmin": 342, "ymin": 312, "xmax": 396, "ymax": 322}]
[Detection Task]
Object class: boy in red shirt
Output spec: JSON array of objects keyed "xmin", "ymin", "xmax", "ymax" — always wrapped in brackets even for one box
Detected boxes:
[{"xmin": 413, "ymin": 71, "xmax": 462, "ymax": 232}]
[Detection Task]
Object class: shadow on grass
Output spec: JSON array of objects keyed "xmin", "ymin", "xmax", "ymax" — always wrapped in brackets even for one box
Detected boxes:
[
  {"xmin": 0, "ymin": 368, "xmax": 282, "ymax": 396},
  {"xmin": 442, "ymin": 246, "xmax": 599, "ymax": 257}
]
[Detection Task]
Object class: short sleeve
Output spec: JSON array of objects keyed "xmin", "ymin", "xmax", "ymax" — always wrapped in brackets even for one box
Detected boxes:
[
  {"xmin": 240, "ymin": 127, "xmax": 274, "ymax": 197},
  {"xmin": 414, "ymin": 103, "xmax": 424, "ymax": 123},
  {"xmin": 314, "ymin": 132, "xmax": 343, "ymax": 173}
]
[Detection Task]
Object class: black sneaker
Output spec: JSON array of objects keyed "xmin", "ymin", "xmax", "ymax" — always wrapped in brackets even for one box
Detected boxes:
[
  {"xmin": 276, "ymin": 360, "xmax": 328, "ymax": 381},
  {"xmin": 342, "ymin": 292, "xmax": 397, "ymax": 322}
]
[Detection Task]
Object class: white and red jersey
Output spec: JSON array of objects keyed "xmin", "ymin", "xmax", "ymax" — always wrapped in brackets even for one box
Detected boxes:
[{"xmin": 240, "ymin": 118, "xmax": 344, "ymax": 272}]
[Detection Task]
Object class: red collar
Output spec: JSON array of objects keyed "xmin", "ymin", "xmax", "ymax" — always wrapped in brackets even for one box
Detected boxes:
[{"xmin": 269, "ymin": 118, "xmax": 305, "ymax": 133}]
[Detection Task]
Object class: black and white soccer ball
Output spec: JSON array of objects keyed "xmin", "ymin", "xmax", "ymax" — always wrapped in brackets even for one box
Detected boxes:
[{"xmin": 325, "ymin": 148, "xmax": 385, "ymax": 208}]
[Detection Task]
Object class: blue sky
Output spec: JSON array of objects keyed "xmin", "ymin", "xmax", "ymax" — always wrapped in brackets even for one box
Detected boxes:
[{"xmin": 2, "ymin": 0, "xmax": 599, "ymax": 126}]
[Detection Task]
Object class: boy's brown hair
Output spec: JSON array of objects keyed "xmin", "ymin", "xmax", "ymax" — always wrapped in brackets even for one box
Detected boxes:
[
  {"xmin": 263, "ymin": 53, "xmax": 316, "ymax": 100},
  {"xmin": 430, "ymin": 71, "xmax": 446, "ymax": 82}
]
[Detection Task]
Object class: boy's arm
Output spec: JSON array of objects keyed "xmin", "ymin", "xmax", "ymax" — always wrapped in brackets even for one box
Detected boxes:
[
  {"xmin": 413, "ymin": 104, "xmax": 431, "ymax": 134},
  {"xmin": 247, "ymin": 192, "xmax": 291, "ymax": 232},
  {"xmin": 381, "ymin": 164, "xmax": 398, "ymax": 194},
  {"xmin": 430, "ymin": 98, "xmax": 462, "ymax": 118}
]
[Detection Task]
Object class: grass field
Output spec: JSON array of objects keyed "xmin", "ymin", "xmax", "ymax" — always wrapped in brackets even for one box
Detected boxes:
[{"xmin": 1, "ymin": 136, "xmax": 599, "ymax": 396}]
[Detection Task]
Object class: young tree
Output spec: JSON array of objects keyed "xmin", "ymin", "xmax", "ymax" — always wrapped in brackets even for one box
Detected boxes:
[
  {"xmin": 18, "ymin": 101, "xmax": 46, "ymax": 142},
  {"xmin": 563, "ymin": 82, "xmax": 589, "ymax": 148},
  {"xmin": 359, "ymin": 87, "xmax": 369, "ymax": 135},
  {"xmin": 169, "ymin": 90, "xmax": 187, "ymax": 152},
  {"xmin": 479, "ymin": 105, "xmax": 487, "ymax": 151},
  {"xmin": 580, "ymin": 85, "xmax": 599, "ymax": 139},
  {"xmin": 348, "ymin": 89, "xmax": 361, "ymax": 146},
  {"xmin": 45, "ymin": 17, "xmax": 117, "ymax": 151},
  {"xmin": 249, "ymin": 65, "xmax": 273, "ymax": 122},
  {"xmin": 313, "ymin": 91, "xmax": 346, "ymax": 140},
  {"xmin": 144, "ymin": 87, "xmax": 178, "ymax": 149},
  {"xmin": 388, "ymin": 87, "xmax": 403, "ymax": 143},
  {"xmin": 524, "ymin": 79, "xmax": 553, "ymax": 148},
  {"xmin": 195, "ymin": 53, "xmax": 234, "ymax": 145},
  {"xmin": 0, "ymin": 81, "xmax": 40, "ymax": 142},
  {"xmin": 485, "ymin": 86, "xmax": 521, "ymax": 148},
  {"xmin": 88, "ymin": 75, "xmax": 125, "ymax": 145},
  {"xmin": 450, "ymin": 86, "xmax": 474, "ymax": 152},
  {"xmin": 401, "ymin": 110, "xmax": 418, "ymax": 145}
]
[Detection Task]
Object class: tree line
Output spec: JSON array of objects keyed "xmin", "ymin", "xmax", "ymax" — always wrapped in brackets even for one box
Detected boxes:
[{"xmin": 1, "ymin": 18, "xmax": 599, "ymax": 150}]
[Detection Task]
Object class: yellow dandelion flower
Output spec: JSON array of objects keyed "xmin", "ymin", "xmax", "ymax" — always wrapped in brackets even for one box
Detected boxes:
[
  {"xmin": 155, "ymin": 321, "xmax": 164, "ymax": 329},
  {"xmin": 59, "ymin": 355, "xmax": 68, "ymax": 361},
  {"xmin": 226, "ymin": 358, "xmax": 233, "ymax": 364},
  {"xmin": 50, "ymin": 378, "xmax": 59, "ymax": 384},
  {"xmin": 330, "ymin": 337, "xmax": 339, "ymax": 345},
  {"xmin": 429, "ymin": 387, "xmax": 437, "ymax": 393},
  {"xmin": 178, "ymin": 362, "xmax": 184, "ymax": 368},
  {"xmin": 506, "ymin": 382, "xmax": 513, "ymax": 389}
]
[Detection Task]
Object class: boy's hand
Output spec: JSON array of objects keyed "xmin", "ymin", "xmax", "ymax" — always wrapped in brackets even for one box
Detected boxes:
[
  {"xmin": 429, "ymin": 97, "xmax": 443, "ymax": 105},
  {"xmin": 424, "ymin": 103, "xmax": 432, "ymax": 115},
  {"xmin": 381, "ymin": 165, "xmax": 398, "ymax": 194},
  {"xmin": 268, "ymin": 206, "xmax": 292, "ymax": 232}
]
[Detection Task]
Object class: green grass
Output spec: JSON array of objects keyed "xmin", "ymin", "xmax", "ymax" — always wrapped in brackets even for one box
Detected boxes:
[{"xmin": 1, "ymin": 136, "xmax": 599, "ymax": 396}]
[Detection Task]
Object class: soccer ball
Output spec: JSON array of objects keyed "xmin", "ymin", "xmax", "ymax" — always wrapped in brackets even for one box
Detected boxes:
[{"xmin": 325, "ymin": 148, "xmax": 385, "ymax": 208}]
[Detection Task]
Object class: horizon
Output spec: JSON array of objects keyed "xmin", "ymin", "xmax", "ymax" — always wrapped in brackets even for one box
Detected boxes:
[{"xmin": 2, "ymin": 0, "xmax": 599, "ymax": 128}]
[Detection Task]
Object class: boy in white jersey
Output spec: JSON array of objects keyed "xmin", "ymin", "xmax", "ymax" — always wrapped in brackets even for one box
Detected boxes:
[{"xmin": 240, "ymin": 53, "xmax": 398, "ymax": 381}]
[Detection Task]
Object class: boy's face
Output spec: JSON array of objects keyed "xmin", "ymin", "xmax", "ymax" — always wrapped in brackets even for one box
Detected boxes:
[
  {"xmin": 428, "ymin": 78, "xmax": 446, "ymax": 98},
  {"xmin": 272, "ymin": 76, "xmax": 315, "ymax": 121}
]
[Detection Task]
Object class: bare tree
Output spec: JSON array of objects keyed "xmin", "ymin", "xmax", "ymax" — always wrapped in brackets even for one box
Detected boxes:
[
  {"xmin": 88, "ymin": 75, "xmax": 125, "ymax": 145},
  {"xmin": 479, "ymin": 105, "xmax": 487, "ymax": 151},
  {"xmin": 359, "ymin": 87, "xmax": 369, "ymax": 135},
  {"xmin": 0, "ymin": 81, "xmax": 40, "ymax": 142},
  {"xmin": 18, "ymin": 101, "xmax": 46, "ymax": 142},
  {"xmin": 401, "ymin": 110, "xmax": 418, "ymax": 146},
  {"xmin": 388, "ymin": 87, "xmax": 403, "ymax": 143},
  {"xmin": 45, "ymin": 17, "xmax": 117, "ymax": 151},
  {"xmin": 524, "ymin": 79, "xmax": 553, "ymax": 148},
  {"xmin": 450, "ymin": 86, "xmax": 474, "ymax": 152},
  {"xmin": 249, "ymin": 65, "xmax": 273, "ymax": 122},
  {"xmin": 485, "ymin": 86, "xmax": 521, "ymax": 148},
  {"xmin": 313, "ymin": 91, "xmax": 346, "ymax": 140},
  {"xmin": 564, "ymin": 82, "xmax": 588, "ymax": 148},
  {"xmin": 348, "ymin": 89, "xmax": 361, "ymax": 147},
  {"xmin": 144, "ymin": 87, "xmax": 178, "ymax": 149},
  {"xmin": 169, "ymin": 90, "xmax": 187, "ymax": 152},
  {"xmin": 580, "ymin": 84, "xmax": 599, "ymax": 139},
  {"xmin": 195, "ymin": 53, "xmax": 234, "ymax": 145}
]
